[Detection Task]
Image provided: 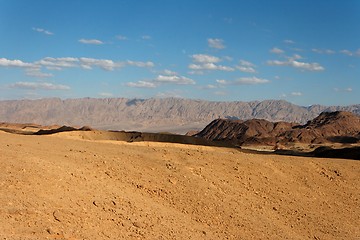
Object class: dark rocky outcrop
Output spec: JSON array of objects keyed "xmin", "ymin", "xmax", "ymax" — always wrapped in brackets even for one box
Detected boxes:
[{"xmin": 195, "ymin": 111, "xmax": 360, "ymax": 146}]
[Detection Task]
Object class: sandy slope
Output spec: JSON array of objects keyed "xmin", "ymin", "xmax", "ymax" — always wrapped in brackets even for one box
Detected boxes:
[{"xmin": 0, "ymin": 130, "xmax": 359, "ymax": 239}]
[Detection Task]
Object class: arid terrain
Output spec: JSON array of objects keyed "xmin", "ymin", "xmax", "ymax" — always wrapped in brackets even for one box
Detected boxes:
[{"xmin": 1, "ymin": 125, "xmax": 359, "ymax": 239}]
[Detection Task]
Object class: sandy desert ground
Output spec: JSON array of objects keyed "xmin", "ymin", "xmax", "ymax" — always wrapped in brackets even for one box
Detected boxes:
[{"xmin": 0, "ymin": 130, "xmax": 359, "ymax": 239}]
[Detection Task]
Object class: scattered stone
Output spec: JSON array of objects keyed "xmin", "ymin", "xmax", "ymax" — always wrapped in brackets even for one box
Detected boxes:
[
  {"xmin": 166, "ymin": 162, "xmax": 176, "ymax": 170},
  {"xmin": 53, "ymin": 210, "xmax": 62, "ymax": 222},
  {"xmin": 132, "ymin": 221, "xmax": 145, "ymax": 228},
  {"xmin": 169, "ymin": 178, "xmax": 177, "ymax": 185}
]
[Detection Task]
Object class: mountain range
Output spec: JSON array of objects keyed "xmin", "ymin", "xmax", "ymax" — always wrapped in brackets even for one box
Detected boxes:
[{"xmin": 0, "ymin": 98, "xmax": 359, "ymax": 133}]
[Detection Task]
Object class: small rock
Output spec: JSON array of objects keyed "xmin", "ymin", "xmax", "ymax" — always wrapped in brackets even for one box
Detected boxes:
[
  {"xmin": 132, "ymin": 221, "xmax": 145, "ymax": 228},
  {"xmin": 169, "ymin": 178, "xmax": 177, "ymax": 185},
  {"xmin": 53, "ymin": 210, "xmax": 62, "ymax": 222}
]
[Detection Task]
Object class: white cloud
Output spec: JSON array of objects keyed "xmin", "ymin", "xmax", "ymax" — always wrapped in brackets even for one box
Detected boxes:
[
  {"xmin": 78, "ymin": 39, "xmax": 104, "ymax": 45},
  {"xmin": 191, "ymin": 54, "xmax": 220, "ymax": 63},
  {"xmin": 25, "ymin": 68, "xmax": 53, "ymax": 78},
  {"xmin": 291, "ymin": 60, "xmax": 324, "ymax": 71},
  {"xmin": 161, "ymin": 69, "xmax": 177, "ymax": 75},
  {"xmin": 280, "ymin": 91, "xmax": 303, "ymax": 98},
  {"xmin": 79, "ymin": 58, "xmax": 154, "ymax": 70},
  {"xmin": 222, "ymin": 56, "xmax": 233, "ymax": 61},
  {"xmin": 0, "ymin": 57, "xmax": 154, "ymax": 78},
  {"xmin": 267, "ymin": 58, "xmax": 324, "ymax": 71},
  {"xmin": 0, "ymin": 57, "xmax": 155, "ymax": 78},
  {"xmin": 189, "ymin": 54, "xmax": 233, "ymax": 72},
  {"xmin": 125, "ymin": 60, "xmax": 154, "ymax": 68},
  {"xmin": 35, "ymin": 57, "xmax": 79, "ymax": 70},
  {"xmin": 189, "ymin": 63, "xmax": 234, "ymax": 71},
  {"xmin": 116, "ymin": 35, "xmax": 128, "ymax": 40},
  {"xmin": 79, "ymin": 58, "xmax": 118, "ymax": 71},
  {"xmin": 142, "ymin": 35, "xmax": 151, "ymax": 40},
  {"xmin": 290, "ymin": 92, "xmax": 303, "ymax": 96},
  {"xmin": 32, "ymin": 27, "xmax": 53, "ymax": 35},
  {"xmin": 126, "ymin": 71, "xmax": 195, "ymax": 88},
  {"xmin": 0, "ymin": 57, "xmax": 60, "ymax": 78},
  {"xmin": 0, "ymin": 58, "xmax": 33, "ymax": 68},
  {"xmin": 199, "ymin": 84, "xmax": 217, "ymax": 90},
  {"xmin": 9, "ymin": 81, "xmax": 70, "ymax": 90},
  {"xmin": 340, "ymin": 50, "xmax": 353, "ymax": 56},
  {"xmin": 284, "ymin": 39, "xmax": 295, "ymax": 44},
  {"xmin": 325, "ymin": 49, "xmax": 335, "ymax": 54},
  {"xmin": 217, "ymin": 77, "xmax": 270, "ymax": 85},
  {"xmin": 340, "ymin": 49, "xmax": 360, "ymax": 57},
  {"xmin": 216, "ymin": 79, "xmax": 227, "ymax": 84},
  {"xmin": 312, "ymin": 49, "xmax": 335, "ymax": 54},
  {"xmin": 126, "ymin": 81, "xmax": 156, "ymax": 88},
  {"xmin": 155, "ymin": 75, "xmax": 195, "ymax": 85},
  {"xmin": 270, "ymin": 47, "xmax": 284, "ymax": 54},
  {"xmin": 188, "ymin": 70, "xmax": 204, "ymax": 75},
  {"xmin": 208, "ymin": 38, "xmax": 225, "ymax": 49},
  {"xmin": 156, "ymin": 90, "xmax": 183, "ymax": 98},
  {"xmin": 239, "ymin": 60, "xmax": 255, "ymax": 67},
  {"xmin": 236, "ymin": 60, "xmax": 256, "ymax": 73},
  {"xmin": 292, "ymin": 54, "xmax": 303, "ymax": 59},
  {"xmin": 236, "ymin": 66, "xmax": 256, "ymax": 73},
  {"xmin": 268, "ymin": 60, "xmax": 286, "ymax": 66},
  {"xmin": 334, "ymin": 87, "xmax": 353, "ymax": 92},
  {"xmin": 291, "ymin": 47, "xmax": 304, "ymax": 52},
  {"xmin": 80, "ymin": 64, "xmax": 92, "ymax": 70}
]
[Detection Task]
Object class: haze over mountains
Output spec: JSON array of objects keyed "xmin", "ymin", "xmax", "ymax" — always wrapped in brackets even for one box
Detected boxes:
[{"xmin": 0, "ymin": 98, "xmax": 359, "ymax": 133}]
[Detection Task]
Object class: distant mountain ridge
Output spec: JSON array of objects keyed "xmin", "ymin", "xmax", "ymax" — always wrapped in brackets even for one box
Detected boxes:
[{"xmin": 0, "ymin": 98, "xmax": 359, "ymax": 133}]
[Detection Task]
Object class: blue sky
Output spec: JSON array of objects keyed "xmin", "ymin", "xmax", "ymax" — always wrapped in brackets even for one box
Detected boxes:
[{"xmin": 0, "ymin": 0, "xmax": 359, "ymax": 106}]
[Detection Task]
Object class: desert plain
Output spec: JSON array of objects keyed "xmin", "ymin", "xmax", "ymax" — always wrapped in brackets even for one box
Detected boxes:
[{"xmin": 0, "ymin": 128, "xmax": 359, "ymax": 239}]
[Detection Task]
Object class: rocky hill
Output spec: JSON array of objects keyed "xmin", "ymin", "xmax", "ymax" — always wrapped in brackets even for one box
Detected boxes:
[
  {"xmin": 195, "ymin": 111, "xmax": 360, "ymax": 147},
  {"xmin": 0, "ymin": 98, "xmax": 359, "ymax": 133},
  {"xmin": 282, "ymin": 111, "xmax": 360, "ymax": 144}
]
